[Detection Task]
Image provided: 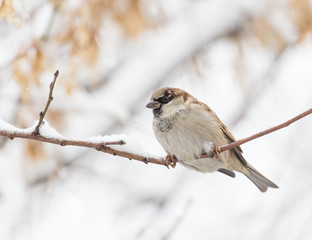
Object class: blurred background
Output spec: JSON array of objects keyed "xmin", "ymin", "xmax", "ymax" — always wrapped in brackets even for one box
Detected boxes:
[{"xmin": 0, "ymin": 0, "xmax": 312, "ymax": 239}]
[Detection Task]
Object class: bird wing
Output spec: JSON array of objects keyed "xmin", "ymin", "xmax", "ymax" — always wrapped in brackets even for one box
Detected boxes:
[
  {"xmin": 218, "ymin": 116, "xmax": 247, "ymax": 167},
  {"xmin": 198, "ymin": 101, "xmax": 247, "ymax": 167}
]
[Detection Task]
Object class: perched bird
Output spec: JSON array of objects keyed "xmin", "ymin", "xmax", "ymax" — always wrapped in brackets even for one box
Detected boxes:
[{"xmin": 146, "ymin": 87, "xmax": 278, "ymax": 192}]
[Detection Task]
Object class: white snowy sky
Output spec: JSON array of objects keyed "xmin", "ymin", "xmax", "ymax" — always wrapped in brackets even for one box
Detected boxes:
[{"xmin": 1, "ymin": 0, "xmax": 312, "ymax": 239}]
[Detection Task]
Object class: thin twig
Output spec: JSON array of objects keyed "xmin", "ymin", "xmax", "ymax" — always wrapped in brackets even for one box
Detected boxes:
[
  {"xmin": 219, "ymin": 108, "xmax": 312, "ymax": 153},
  {"xmin": 1, "ymin": 69, "xmax": 311, "ymax": 168},
  {"xmin": 1, "ymin": 108, "xmax": 312, "ymax": 168},
  {"xmin": 32, "ymin": 70, "xmax": 59, "ymax": 135}
]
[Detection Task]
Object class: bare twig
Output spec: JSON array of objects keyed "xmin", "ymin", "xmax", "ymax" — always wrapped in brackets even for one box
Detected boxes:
[
  {"xmin": 1, "ymin": 108, "xmax": 311, "ymax": 168},
  {"xmin": 32, "ymin": 70, "xmax": 59, "ymax": 135},
  {"xmin": 1, "ymin": 71, "xmax": 311, "ymax": 168},
  {"xmin": 219, "ymin": 108, "xmax": 312, "ymax": 153},
  {"xmin": 0, "ymin": 128, "xmax": 166, "ymax": 166}
]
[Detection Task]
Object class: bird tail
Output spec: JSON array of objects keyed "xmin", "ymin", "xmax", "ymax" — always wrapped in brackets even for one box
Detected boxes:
[{"xmin": 244, "ymin": 164, "xmax": 279, "ymax": 192}]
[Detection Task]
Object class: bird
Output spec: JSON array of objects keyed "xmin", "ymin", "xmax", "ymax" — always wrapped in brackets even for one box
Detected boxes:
[{"xmin": 146, "ymin": 87, "xmax": 278, "ymax": 192}]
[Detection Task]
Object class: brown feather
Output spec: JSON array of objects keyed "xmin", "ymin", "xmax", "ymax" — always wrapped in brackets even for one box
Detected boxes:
[
  {"xmin": 197, "ymin": 100, "xmax": 247, "ymax": 166},
  {"xmin": 218, "ymin": 168, "xmax": 236, "ymax": 178},
  {"xmin": 148, "ymin": 87, "xmax": 278, "ymax": 192}
]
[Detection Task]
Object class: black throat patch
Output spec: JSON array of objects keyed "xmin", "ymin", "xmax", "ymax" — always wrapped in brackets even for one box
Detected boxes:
[{"xmin": 153, "ymin": 107, "xmax": 162, "ymax": 118}]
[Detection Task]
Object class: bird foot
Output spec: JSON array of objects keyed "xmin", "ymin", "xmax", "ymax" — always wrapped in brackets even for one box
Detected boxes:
[
  {"xmin": 165, "ymin": 154, "xmax": 177, "ymax": 168},
  {"xmin": 211, "ymin": 145, "xmax": 221, "ymax": 160}
]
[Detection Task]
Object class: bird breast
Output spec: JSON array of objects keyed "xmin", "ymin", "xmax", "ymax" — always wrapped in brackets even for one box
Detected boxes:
[{"xmin": 153, "ymin": 110, "xmax": 226, "ymax": 172}]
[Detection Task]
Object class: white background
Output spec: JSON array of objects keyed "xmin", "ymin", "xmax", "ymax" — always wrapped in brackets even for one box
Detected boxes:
[{"xmin": 1, "ymin": 0, "xmax": 312, "ymax": 239}]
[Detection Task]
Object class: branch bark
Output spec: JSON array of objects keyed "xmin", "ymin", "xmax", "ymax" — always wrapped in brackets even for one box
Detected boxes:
[
  {"xmin": 33, "ymin": 70, "xmax": 59, "ymax": 135},
  {"xmin": 1, "ymin": 108, "xmax": 311, "ymax": 168},
  {"xmin": 220, "ymin": 108, "xmax": 312, "ymax": 153},
  {"xmin": 0, "ymin": 128, "xmax": 166, "ymax": 166},
  {"xmin": 0, "ymin": 71, "xmax": 311, "ymax": 169}
]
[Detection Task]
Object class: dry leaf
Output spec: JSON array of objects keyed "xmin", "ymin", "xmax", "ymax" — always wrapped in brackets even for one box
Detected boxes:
[
  {"xmin": 290, "ymin": 0, "xmax": 312, "ymax": 42},
  {"xmin": 251, "ymin": 17, "xmax": 286, "ymax": 50},
  {"xmin": 114, "ymin": 0, "xmax": 148, "ymax": 37},
  {"xmin": 0, "ymin": 0, "xmax": 22, "ymax": 26},
  {"xmin": 25, "ymin": 141, "xmax": 46, "ymax": 162}
]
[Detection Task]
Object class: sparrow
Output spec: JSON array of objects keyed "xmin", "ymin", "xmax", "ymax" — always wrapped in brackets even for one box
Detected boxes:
[{"xmin": 146, "ymin": 87, "xmax": 278, "ymax": 192}]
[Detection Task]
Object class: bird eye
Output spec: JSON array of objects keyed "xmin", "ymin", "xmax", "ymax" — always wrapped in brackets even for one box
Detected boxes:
[
  {"xmin": 157, "ymin": 93, "xmax": 173, "ymax": 104},
  {"xmin": 155, "ymin": 91, "xmax": 173, "ymax": 104},
  {"xmin": 162, "ymin": 95, "xmax": 170, "ymax": 103}
]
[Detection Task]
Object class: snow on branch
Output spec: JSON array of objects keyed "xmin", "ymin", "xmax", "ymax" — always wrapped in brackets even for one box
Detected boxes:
[
  {"xmin": 0, "ymin": 71, "xmax": 311, "ymax": 168},
  {"xmin": 0, "ymin": 117, "xmax": 167, "ymax": 166},
  {"xmin": 0, "ymin": 71, "xmax": 167, "ymax": 166}
]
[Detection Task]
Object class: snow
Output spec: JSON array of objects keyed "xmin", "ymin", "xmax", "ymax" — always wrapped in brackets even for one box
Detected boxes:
[
  {"xmin": 86, "ymin": 134, "xmax": 127, "ymax": 144},
  {"xmin": 87, "ymin": 133, "xmax": 163, "ymax": 158},
  {"xmin": 0, "ymin": 119, "xmax": 63, "ymax": 137},
  {"xmin": 1, "ymin": 0, "xmax": 312, "ymax": 240},
  {"xmin": 0, "ymin": 118, "xmax": 19, "ymax": 132},
  {"xmin": 0, "ymin": 118, "xmax": 162, "ymax": 160},
  {"xmin": 37, "ymin": 120, "xmax": 64, "ymax": 139}
]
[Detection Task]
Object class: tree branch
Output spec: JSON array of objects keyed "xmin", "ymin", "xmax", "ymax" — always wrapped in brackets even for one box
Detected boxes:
[
  {"xmin": 1, "ymin": 108, "xmax": 311, "ymax": 169},
  {"xmin": 0, "ymin": 128, "xmax": 166, "ymax": 165},
  {"xmin": 219, "ymin": 108, "xmax": 312, "ymax": 153},
  {"xmin": 0, "ymin": 71, "xmax": 311, "ymax": 169},
  {"xmin": 33, "ymin": 70, "xmax": 59, "ymax": 135},
  {"xmin": 0, "ymin": 130, "xmax": 124, "ymax": 146}
]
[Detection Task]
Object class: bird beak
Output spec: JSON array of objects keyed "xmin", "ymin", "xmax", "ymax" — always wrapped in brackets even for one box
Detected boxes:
[{"xmin": 146, "ymin": 100, "xmax": 160, "ymax": 109}]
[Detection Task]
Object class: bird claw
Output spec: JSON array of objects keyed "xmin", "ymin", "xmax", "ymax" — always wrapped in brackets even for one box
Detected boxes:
[
  {"xmin": 211, "ymin": 145, "xmax": 221, "ymax": 160},
  {"xmin": 165, "ymin": 154, "xmax": 177, "ymax": 168}
]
